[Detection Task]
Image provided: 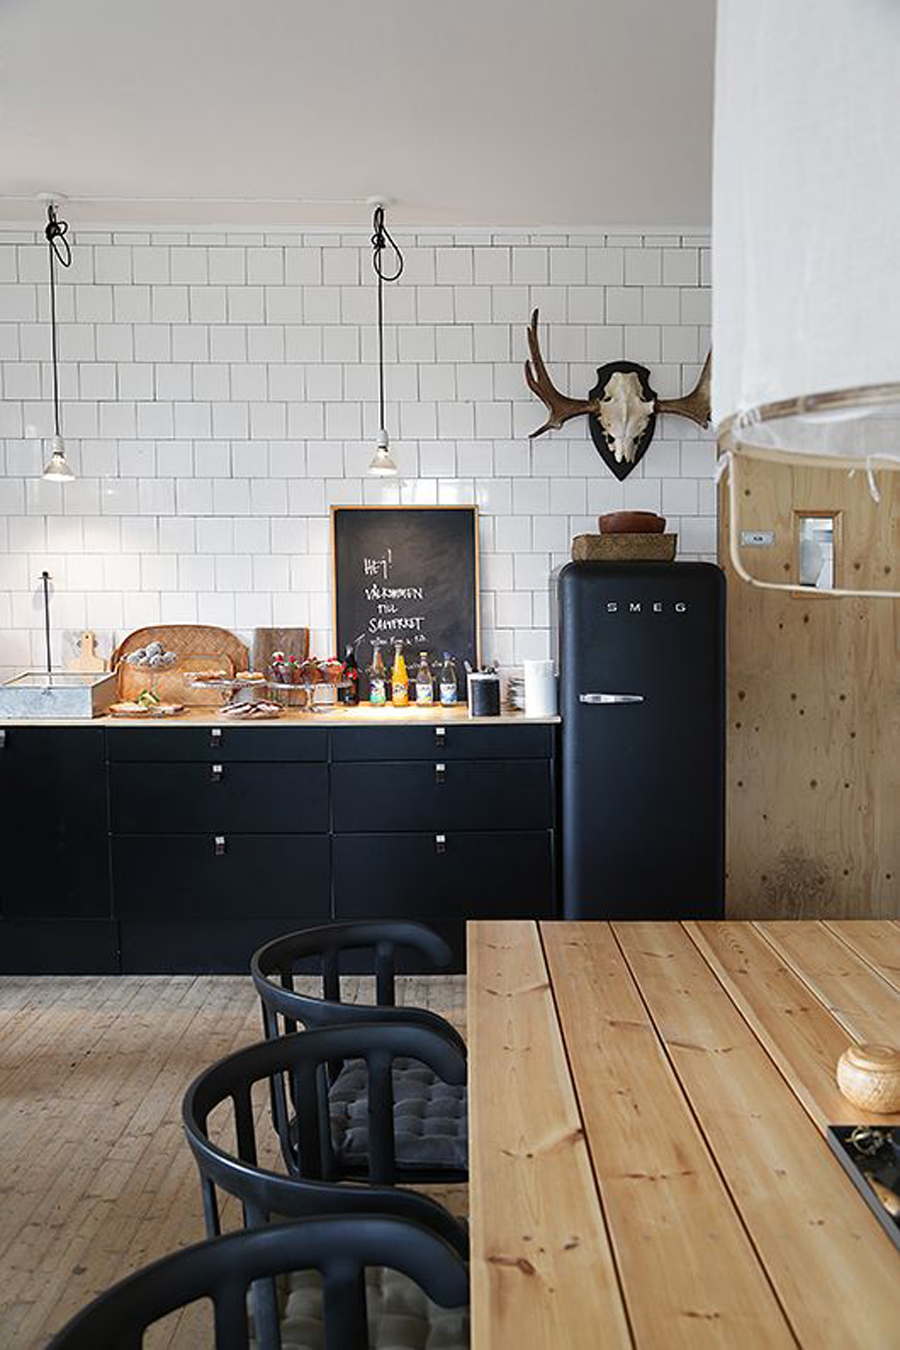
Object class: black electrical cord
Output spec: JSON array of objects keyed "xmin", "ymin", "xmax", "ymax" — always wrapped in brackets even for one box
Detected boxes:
[
  {"xmin": 44, "ymin": 204, "xmax": 72, "ymax": 439},
  {"xmin": 371, "ymin": 206, "xmax": 404, "ymax": 429}
]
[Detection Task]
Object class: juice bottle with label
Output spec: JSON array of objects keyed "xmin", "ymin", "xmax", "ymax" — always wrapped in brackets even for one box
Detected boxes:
[
  {"xmin": 415, "ymin": 652, "xmax": 434, "ymax": 706},
  {"xmin": 369, "ymin": 643, "xmax": 387, "ymax": 706},
  {"xmin": 439, "ymin": 653, "xmax": 458, "ymax": 706},
  {"xmin": 391, "ymin": 641, "xmax": 409, "ymax": 707}
]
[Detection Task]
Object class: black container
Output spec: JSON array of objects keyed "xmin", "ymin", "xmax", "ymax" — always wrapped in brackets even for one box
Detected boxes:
[{"xmin": 468, "ymin": 672, "xmax": 501, "ymax": 717}]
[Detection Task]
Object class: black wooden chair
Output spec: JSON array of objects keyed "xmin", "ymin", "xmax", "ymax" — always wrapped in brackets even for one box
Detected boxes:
[
  {"xmin": 182, "ymin": 1028, "xmax": 469, "ymax": 1348},
  {"xmin": 251, "ymin": 922, "xmax": 468, "ymax": 1181},
  {"xmin": 47, "ymin": 1215, "xmax": 469, "ymax": 1350}
]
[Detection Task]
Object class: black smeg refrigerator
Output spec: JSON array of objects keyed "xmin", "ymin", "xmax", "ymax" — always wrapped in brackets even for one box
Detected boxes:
[{"xmin": 558, "ymin": 561, "xmax": 725, "ymax": 920}]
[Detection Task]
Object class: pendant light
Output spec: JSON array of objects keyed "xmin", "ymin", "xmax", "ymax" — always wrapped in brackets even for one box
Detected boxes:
[
  {"xmin": 41, "ymin": 202, "xmax": 75, "ymax": 482},
  {"xmin": 712, "ymin": 0, "xmax": 900, "ymax": 598},
  {"xmin": 367, "ymin": 203, "xmax": 404, "ymax": 477}
]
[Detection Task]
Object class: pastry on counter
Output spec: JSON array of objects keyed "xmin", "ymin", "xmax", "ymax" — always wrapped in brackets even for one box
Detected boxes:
[
  {"xmin": 220, "ymin": 699, "xmax": 282, "ymax": 720},
  {"xmin": 110, "ymin": 700, "xmax": 185, "ymax": 718},
  {"xmin": 236, "ymin": 670, "xmax": 266, "ymax": 682},
  {"xmin": 184, "ymin": 669, "xmax": 231, "ymax": 684}
]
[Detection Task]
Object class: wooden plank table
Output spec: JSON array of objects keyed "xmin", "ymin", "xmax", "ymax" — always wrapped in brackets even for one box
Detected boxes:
[{"xmin": 468, "ymin": 920, "xmax": 900, "ymax": 1350}]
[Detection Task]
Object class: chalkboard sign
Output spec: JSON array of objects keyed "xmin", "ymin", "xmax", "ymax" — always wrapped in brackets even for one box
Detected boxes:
[{"xmin": 331, "ymin": 505, "xmax": 480, "ymax": 694}]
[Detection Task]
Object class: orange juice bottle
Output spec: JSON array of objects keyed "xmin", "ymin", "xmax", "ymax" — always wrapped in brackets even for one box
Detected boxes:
[{"xmin": 391, "ymin": 642, "xmax": 409, "ymax": 707}]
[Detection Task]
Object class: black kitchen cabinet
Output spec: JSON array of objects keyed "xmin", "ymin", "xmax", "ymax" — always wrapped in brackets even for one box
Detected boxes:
[
  {"xmin": 0, "ymin": 718, "xmax": 557, "ymax": 974},
  {"xmin": 330, "ymin": 724, "xmax": 556, "ymax": 967},
  {"xmin": 0, "ymin": 726, "xmax": 116, "ymax": 974},
  {"xmin": 0, "ymin": 727, "xmax": 111, "ymax": 921}
]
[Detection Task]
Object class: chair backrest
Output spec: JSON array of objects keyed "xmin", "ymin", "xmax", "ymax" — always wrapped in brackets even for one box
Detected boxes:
[
  {"xmin": 48, "ymin": 1216, "xmax": 469, "ymax": 1350},
  {"xmin": 182, "ymin": 1023, "xmax": 469, "ymax": 1242},
  {"xmin": 251, "ymin": 921, "xmax": 463, "ymax": 1047}
]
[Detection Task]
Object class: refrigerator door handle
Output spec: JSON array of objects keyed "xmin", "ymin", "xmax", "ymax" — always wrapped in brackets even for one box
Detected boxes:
[{"xmin": 578, "ymin": 692, "xmax": 645, "ymax": 704}]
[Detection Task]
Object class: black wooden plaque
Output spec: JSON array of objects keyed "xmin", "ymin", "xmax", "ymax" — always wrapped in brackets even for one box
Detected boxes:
[{"xmin": 331, "ymin": 506, "xmax": 480, "ymax": 692}]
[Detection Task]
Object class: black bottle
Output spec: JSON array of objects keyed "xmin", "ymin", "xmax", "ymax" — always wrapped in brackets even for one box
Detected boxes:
[{"xmin": 341, "ymin": 644, "xmax": 359, "ymax": 705}]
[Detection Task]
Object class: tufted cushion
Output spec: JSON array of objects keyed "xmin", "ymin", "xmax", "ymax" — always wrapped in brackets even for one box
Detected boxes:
[
  {"xmin": 329, "ymin": 1058, "xmax": 468, "ymax": 1172},
  {"xmin": 250, "ymin": 1266, "xmax": 470, "ymax": 1350}
]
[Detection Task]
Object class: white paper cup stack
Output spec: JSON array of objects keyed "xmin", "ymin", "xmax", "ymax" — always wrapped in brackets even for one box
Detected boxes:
[{"xmin": 523, "ymin": 659, "xmax": 557, "ymax": 717}]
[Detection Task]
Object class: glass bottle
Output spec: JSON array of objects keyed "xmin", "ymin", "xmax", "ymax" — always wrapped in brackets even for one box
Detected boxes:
[
  {"xmin": 439, "ymin": 653, "xmax": 458, "ymax": 706},
  {"xmin": 391, "ymin": 641, "xmax": 409, "ymax": 707},
  {"xmin": 415, "ymin": 651, "xmax": 434, "ymax": 706},
  {"xmin": 369, "ymin": 642, "xmax": 387, "ymax": 706},
  {"xmin": 340, "ymin": 643, "xmax": 358, "ymax": 706}
]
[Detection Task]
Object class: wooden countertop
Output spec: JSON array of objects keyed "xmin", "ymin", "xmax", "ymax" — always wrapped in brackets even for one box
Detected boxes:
[
  {"xmin": 468, "ymin": 919, "xmax": 900, "ymax": 1350},
  {"xmin": 1, "ymin": 705, "xmax": 560, "ymax": 729}
]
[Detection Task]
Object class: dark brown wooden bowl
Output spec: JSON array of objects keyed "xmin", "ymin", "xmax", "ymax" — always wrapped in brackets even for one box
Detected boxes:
[{"xmin": 597, "ymin": 511, "xmax": 666, "ymax": 535}]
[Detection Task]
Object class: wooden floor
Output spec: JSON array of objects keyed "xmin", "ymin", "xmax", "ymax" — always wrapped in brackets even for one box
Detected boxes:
[{"xmin": 0, "ymin": 973, "xmax": 467, "ymax": 1349}]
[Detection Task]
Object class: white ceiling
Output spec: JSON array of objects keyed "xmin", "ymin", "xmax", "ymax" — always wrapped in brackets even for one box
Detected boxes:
[{"xmin": 0, "ymin": 0, "xmax": 715, "ymax": 229}]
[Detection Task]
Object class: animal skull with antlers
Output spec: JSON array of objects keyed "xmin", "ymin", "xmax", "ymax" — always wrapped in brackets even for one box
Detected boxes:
[{"xmin": 524, "ymin": 309, "xmax": 711, "ymax": 480}]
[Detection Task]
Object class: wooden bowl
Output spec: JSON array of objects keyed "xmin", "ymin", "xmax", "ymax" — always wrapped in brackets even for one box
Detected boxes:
[
  {"xmin": 836, "ymin": 1043, "xmax": 900, "ymax": 1113},
  {"xmin": 597, "ymin": 511, "xmax": 666, "ymax": 535}
]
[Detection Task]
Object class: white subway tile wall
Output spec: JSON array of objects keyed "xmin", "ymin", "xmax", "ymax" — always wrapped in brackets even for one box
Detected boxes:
[{"xmin": 0, "ymin": 226, "xmax": 713, "ymax": 677}]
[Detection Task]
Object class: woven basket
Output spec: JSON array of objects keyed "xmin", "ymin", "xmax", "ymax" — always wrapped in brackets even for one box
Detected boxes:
[
  {"xmin": 571, "ymin": 532, "xmax": 677, "ymax": 563},
  {"xmin": 112, "ymin": 625, "xmax": 249, "ymax": 707}
]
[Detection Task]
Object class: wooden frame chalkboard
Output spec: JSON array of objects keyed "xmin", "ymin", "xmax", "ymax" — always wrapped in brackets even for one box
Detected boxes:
[{"xmin": 331, "ymin": 505, "xmax": 480, "ymax": 691}]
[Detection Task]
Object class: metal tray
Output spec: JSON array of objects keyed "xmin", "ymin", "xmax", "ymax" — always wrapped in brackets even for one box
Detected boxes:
[{"xmin": 0, "ymin": 670, "xmax": 117, "ymax": 719}]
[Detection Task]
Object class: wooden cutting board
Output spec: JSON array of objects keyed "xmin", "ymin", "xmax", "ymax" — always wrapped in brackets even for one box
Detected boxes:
[
  {"xmin": 68, "ymin": 631, "xmax": 107, "ymax": 673},
  {"xmin": 251, "ymin": 627, "xmax": 310, "ymax": 672},
  {"xmin": 113, "ymin": 625, "xmax": 248, "ymax": 707}
]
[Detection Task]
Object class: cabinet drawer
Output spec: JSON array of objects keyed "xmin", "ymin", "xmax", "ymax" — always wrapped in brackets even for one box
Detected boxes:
[
  {"xmin": 332, "ymin": 760, "xmax": 553, "ymax": 833},
  {"xmin": 330, "ymin": 723, "xmax": 554, "ymax": 763},
  {"xmin": 112, "ymin": 834, "xmax": 330, "ymax": 919},
  {"xmin": 106, "ymin": 725, "xmax": 327, "ymax": 764},
  {"xmin": 333, "ymin": 830, "xmax": 554, "ymax": 921},
  {"xmin": 110, "ymin": 763, "xmax": 327, "ymax": 834}
]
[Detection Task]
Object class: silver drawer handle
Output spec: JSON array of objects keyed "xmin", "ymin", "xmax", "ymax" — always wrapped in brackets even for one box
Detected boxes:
[
  {"xmin": 214, "ymin": 835, "xmax": 226, "ymax": 856},
  {"xmin": 435, "ymin": 834, "xmax": 446, "ymax": 855},
  {"xmin": 0, "ymin": 729, "xmax": 5, "ymax": 749},
  {"xmin": 210, "ymin": 728, "xmax": 222, "ymax": 747},
  {"xmin": 435, "ymin": 761, "xmax": 446, "ymax": 784},
  {"xmin": 579, "ymin": 693, "xmax": 644, "ymax": 704},
  {"xmin": 435, "ymin": 726, "xmax": 446, "ymax": 742},
  {"xmin": 211, "ymin": 763, "xmax": 224, "ymax": 783}
]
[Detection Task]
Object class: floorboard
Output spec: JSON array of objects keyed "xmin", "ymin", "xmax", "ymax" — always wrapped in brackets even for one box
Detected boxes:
[{"xmin": 0, "ymin": 973, "xmax": 466, "ymax": 1349}]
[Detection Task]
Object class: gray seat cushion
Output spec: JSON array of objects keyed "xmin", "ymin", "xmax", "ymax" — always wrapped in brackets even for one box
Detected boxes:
[
  {"xmin": 250, "ymin": 1266, "xmax": 470, "ymax": 1350},
  {"xmin": 329, "ymin": 1057, "xmax": 468, "ymax": 1172}
]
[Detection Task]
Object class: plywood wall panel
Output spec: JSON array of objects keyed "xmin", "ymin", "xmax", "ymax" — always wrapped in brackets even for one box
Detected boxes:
[{"xmin": 719, "ymin": 457, "xmax": 899, "ymax": 919}]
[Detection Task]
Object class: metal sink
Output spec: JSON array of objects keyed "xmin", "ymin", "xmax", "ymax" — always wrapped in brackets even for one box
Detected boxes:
[{"xmin": 0, "ymin": 670, "xmax": 117, "ymax": 719}]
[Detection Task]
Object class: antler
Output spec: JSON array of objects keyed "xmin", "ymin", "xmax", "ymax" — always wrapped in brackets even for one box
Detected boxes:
[
  {"xmin": 656, "ymin": 350, "xmax": 711, "ymax": 428},
  {"xmin": 525, "ymin": 309, "xmax": 597, "ymax": 438}
]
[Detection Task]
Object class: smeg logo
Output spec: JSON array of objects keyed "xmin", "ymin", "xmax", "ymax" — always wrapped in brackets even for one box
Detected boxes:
[{"xmin": 604, "ymin": 601, "xmax": 689, "ymax": 613}]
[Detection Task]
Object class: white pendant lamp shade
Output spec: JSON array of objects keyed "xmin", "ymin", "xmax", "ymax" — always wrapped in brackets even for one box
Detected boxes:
[
  {"xmin": 42, "ymin": 433, "xmax": 75, "ymax": 482},
  {"xmin": 368, "ymin": 429, "xmax": 399, "ymax": 477},
  {"xmin": 713, "ymin": 0, "xmax": 900, "ymax": 599},
  {"xmin": 712, "ymin": 0, "xmax": 900, "ymax": 464}
]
